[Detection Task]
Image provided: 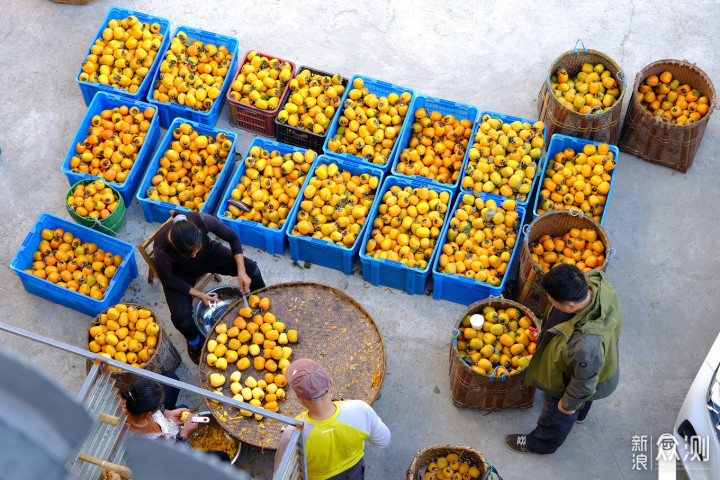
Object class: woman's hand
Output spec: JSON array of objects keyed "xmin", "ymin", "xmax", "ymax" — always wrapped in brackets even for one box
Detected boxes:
[
  {"xmin": 237, "ymin": 270, "xmax": 252, "ymax": 294},
  {"xmin": 180, "ymin": 414, "xmax": 199, "ymax": 437},
  {"xmin": 189, "ymin": 288, "xmax": 216, "ymax": 307},
  {"xmin": 166, "ymin": 408, "xmax": 189, "ymax": 425}
]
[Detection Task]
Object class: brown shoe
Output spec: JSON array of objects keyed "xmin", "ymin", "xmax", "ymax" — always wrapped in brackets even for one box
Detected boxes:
[
  {"xmin": 505, "ymin": 434, "xmax": 540, "ymax": 454},
  {"xmin": 187, "ymin": 341, "xmax": 201, "ymax": 365}
]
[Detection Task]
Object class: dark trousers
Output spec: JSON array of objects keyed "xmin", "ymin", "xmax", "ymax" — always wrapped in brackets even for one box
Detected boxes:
[
  {"xmin": 526, "ymin": 392, "xmax": 593, "ymax": 454},
  {"xmin": 163, "ymin": 242, "xmax": 265, "ymax": 340},
  {"xmin": 161, "ymin": 370, "xmax": 180, "ymax": 410},
  {"xmin": 328, "ymin": 458, "xmax": 365, "ymax": 480}
]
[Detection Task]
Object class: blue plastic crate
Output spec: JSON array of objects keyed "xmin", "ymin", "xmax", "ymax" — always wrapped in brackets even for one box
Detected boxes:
[
  {"xmin": 147, "ymin": 26, "xmax": 240, "ymax": 129},
  {"xmin": 9, "ymin": 213, "xmax": 138, "ymax": 316},
  {"xmin": 135, "ymin": 118, "xmax": 237, "ymax": 223},
  {"xmin": 391, "ymin": 95, "xmax": 479, "ymax": 190},
  {"xmin": 77, "ymin": 7, "xmax": 171, "ymax": 105},
  {"xmin": 61, "ymin": 92, "xmax": 161, "ymax": 207},
  {"xmin": 432, "ymin": 192, "xmax": 527, "ymax": 305},
  {"xmin": 358, "ymin": 176, "xmax": 456, "ymax": 295},
  {"xmin": 286, "ymin": 155, "xmax": 385, "ymax": 274},
  {"xmin": 531, "ymin": 134, "xmax": 618, "ymax": 224},
  {"xmin": 322, "ymin": 74, "xmax": 416, "ymax": 173},
  {"xmin": 459, "ymin": 111, "xmax": 548, "ymax": 208},
  {"xmin": 216, "ymin": 138, "xmax": 316, "ymax": 255}
]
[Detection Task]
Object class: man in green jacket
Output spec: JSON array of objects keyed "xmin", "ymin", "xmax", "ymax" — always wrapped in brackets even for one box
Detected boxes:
[{"xmin": 506, "ymin": 264, "xmax": 621, "ymax": 454}]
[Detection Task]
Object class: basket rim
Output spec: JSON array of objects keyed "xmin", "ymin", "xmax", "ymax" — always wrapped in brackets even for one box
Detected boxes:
[
  {"xmin": 66, "ymin": 179, "xmax": 126, "ymax": 225},
  {"xmin": 451, "ymin": 296, "xmax": 539, "ymax": 378},
  {"xmin": 544, "ymin": 48, "xmax": 627, "ymax": 119},
  {"xmin": 407, "ymin": 444, "xmax": 487, "ymax": 478},
  {"xmin": 627, "ymin": 58, "xmax": 716, "ymax": 130},
  {"xmin": 521, "ymin": 209, "xmax": 610, "ymax": 274}
]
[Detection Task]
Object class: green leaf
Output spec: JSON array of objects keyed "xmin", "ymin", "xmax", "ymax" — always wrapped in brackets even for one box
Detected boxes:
[
  {"xmin": 461, "ymin": 224, "xmax": 472, "ymax": 236},
  {"xmin": 303, "ymin": 262, "xmax": 312, "ymax": 269}
]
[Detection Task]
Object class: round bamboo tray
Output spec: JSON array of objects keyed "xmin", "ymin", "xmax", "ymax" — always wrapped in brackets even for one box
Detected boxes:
[
  {"xmin": 407, "ymin": 444, "xmax": 488, "ymax": 480},
  {"xmin": 198, "ymin": 282, "xmax": 386, "ymax": 449}
]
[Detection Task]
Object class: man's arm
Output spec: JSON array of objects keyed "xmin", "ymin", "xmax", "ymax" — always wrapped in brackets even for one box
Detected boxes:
[
  {"xmin": 561, "ymin": 333, "xmax": 603, "ymax": 412},
  {"xmin": 364, "ymin": 405, "xmax": 391, "ymax": 448},
  {"xmin": 273, "ymin": 426, "xmax": 296, "ymax": 473}
]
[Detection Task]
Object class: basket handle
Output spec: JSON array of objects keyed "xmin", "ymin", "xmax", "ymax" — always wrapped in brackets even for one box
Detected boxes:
[
  {"xmin": 568, "ymin": 207, "xmax": 583, "ymax": 217},
  {"xmin": 522, "ymin": 223, "xmax": 531, "ymax": 237},
  {"xmin": 605, "ymin": 248, "xmax": 616, "ymax": 263},
  {"xmin": 545, "ymin": 75, "xmax": 552, "ymax": 90},
  {"xmin": 584, "ymin": 106, "xmax": 602, "ymax": 119},
  {"xmin": 616, "ymin": 70, "xmax": 627, "ymax": 87},
  {"xmin": 89, "ymin": 214, "xmax": 119, "ymax": 236},
  {"xmin": 481, "ymin": 462, "xmax": 504, "ymax": 480},
  {"xmin": 573, "ymin": 39, "xmax": 587, "ymax": 55},
  {"xmin": 488, "ymin": 366, "xmax": 507, "ymax": 382}
]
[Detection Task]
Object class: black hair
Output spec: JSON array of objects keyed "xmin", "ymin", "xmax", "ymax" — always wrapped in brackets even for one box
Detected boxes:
[
  {"xmin": 120, "ymin": 380, "xmax": 164, "ymax": 415},
  {"xmin": 541, "ymin": 264, "xmax": 589, "ymax": 303},
  {"xmin": 170, "ymin": 217, "xmax": 202, "ymax": 255}
]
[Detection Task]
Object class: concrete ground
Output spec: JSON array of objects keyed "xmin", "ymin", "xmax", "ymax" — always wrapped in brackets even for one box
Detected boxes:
[{"xmin": 1, "ymin": 0, "xmax": 718, "ymax": 478}]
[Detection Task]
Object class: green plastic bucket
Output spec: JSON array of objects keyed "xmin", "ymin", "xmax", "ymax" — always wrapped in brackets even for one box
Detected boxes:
[{"xmin": 66, "ymin": 179, "xmax": 126, "ymax": 236}]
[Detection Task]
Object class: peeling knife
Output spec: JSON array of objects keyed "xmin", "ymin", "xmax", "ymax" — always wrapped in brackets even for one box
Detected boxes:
[
  {"xmin": 227, "ymin": 198, "xmax": 252, "ymax": 212},
  {"xmin": 241, "ymin": 290, "xmax": 249, "ymax": 310}
]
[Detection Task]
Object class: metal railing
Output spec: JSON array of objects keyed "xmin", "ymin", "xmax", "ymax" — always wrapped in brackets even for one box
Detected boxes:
[{"xmin": 0, "ymin": 321, "xmax": 308, "ymax": 480}]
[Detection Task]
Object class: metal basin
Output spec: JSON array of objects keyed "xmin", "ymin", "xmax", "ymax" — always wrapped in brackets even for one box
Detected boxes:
[{"xmin": 193, "ymin": 285, "xmax": 240, "ymax": 337}]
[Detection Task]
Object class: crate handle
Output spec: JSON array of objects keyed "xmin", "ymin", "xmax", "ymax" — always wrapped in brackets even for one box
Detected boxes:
[
  {"xmin": 605, "ymin": 248, "xmax": 616, "ymax": 262},
  {"xmin": 573, "ymin": 39, "xmax": 587, "ymax": 55},
  {"xmin": 522, "ymin": 223, "xmax": 531, "ymax": 237},
  {"xmin": 616, "ymin": 70, "xmax": 627, "ymax": 87},
  {"xmin": 488, "ymin": 366, "xmax": 507, "ymax": 382},
  {"xmin": 584, "ymin": 106, "xmax": 602, "ymax": 119}
]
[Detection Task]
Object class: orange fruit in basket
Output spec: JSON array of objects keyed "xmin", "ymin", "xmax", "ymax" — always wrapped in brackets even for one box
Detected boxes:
[
  {"xmin": 228, "ymin": 51, "xmax": 292, "ymax": 111},
  {"xmin": 326, "ymin": 82, "xmax": 413, "ymax": 165},
  {"xmin": 79, "ymin": 16, "xmax": 163, "ymax": 94},
  {"xmin": 221, "ymin": 147, "xmax": 314, "ymax": 226},
  {"xmin": 396, "ymin": 110, "xmax": 472, "ymax": 184},
  {"xmin": 152, "ymin": 34, "xmax": 234, "ymax": 112},
  {"xmin": 638, "ymin": 72, "xmax": 709, "ymax": 124},
  {"xmin": 277, "ymin": 70, "xmax": 345, "ymax": 134}
]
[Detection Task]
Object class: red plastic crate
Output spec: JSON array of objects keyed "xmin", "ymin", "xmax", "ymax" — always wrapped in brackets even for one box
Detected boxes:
[{"xmin": 226, "ymin": 50, "xmax": 296, "ymax": 136}]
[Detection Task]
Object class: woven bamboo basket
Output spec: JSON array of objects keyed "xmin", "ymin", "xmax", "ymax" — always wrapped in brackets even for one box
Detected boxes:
[
  {"xmin": 407, "ymin": 445, "xmax": 499, "ymax": 480},
  {"xmin": 618, "ymin": 59, "xmax": 716, "ymax": 172},
  {"xmin": 449, "ymin": 297, "xmax": 538, "ymax": 411},
  {"xmin": 52, "ymin": 0, "xmax": 95, "ymax": 4},
  {"xmin": 86, "ymin": 303, "xmax": 181, "ymax": 390},
  {"xmin": 538, "ymin": 41, "xmax": 626, "ymax": 144},
  {"xmin": 515, "ymin": 209, "xmax": 613, "ymax": 316}
]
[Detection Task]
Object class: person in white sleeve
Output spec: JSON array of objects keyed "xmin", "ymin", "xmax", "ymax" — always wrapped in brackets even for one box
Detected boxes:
[{"xmin": 274, "ymin": 358, "xmax": 391, "ymax": 480}]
